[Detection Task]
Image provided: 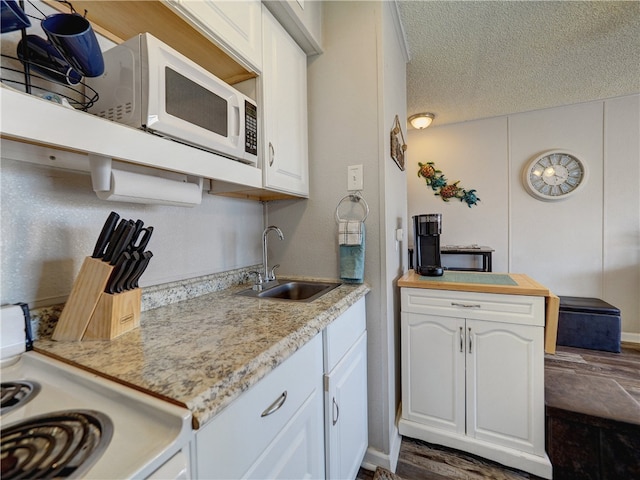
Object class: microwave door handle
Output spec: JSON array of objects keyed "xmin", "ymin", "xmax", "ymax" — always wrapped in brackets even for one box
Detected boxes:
[{"xmin": 230, "ymin": 104, "xmax": 240, "ymax": 139}]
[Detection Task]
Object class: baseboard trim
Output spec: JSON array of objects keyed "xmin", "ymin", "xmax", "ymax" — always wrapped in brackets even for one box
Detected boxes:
[
  {"xmin": 361, "ymin": 424, "xmax": 402, "ymax": 473},
  {"xmin": 622, "ymin": 332, "xmax": 640, "ymax": 344}
]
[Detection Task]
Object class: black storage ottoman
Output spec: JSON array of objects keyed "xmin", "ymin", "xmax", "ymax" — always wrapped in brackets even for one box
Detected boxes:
[{"xmin": 557, "ymin": 296, "xmax": 621, "ymax": 353}]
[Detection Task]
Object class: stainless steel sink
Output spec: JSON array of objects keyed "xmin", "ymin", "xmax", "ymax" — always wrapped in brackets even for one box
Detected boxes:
[{"xmin": 237, "ymin": 280, "xmax": 341, "ymax": 302}]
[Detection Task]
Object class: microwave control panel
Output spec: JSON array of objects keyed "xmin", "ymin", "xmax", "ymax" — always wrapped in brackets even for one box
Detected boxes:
[{"xmin": 245, "ymin": 101, "xmax": 258, "ymax": 156}]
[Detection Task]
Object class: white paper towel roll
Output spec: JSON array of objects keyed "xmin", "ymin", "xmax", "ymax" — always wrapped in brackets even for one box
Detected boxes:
[{"xmin": 95, "ymin": 169, "xmax": 203, "ymax": 207}]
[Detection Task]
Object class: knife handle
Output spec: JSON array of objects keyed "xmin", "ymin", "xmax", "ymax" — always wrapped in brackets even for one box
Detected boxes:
[
  {"xmin": 102, "ymin": 219, "xmax": 128, "ymax": 263},
  {"xmin": 114, "ymin": 252, "xmax": 140, "ymax": 293},
  {"xmin": 128, "ymin": 251, "xmax": 153, "ymax": 289},
  {"xmin": 130, "ymin": 219, "xmax": 144, "ymax": 244},
  {"xmin": 105, "ymin": 251, "xmax": 131, "ymax": 294},
  {"xmin": 92, "ymin": 211, "xmax": 120, "ymax": 259},
  {"xmin": 123, "ymin": 252, "xmax": 143, "ymax": 291},
  {"xmin": 108, "ymin": 221, "xmax": 135, "ymax": 266}
]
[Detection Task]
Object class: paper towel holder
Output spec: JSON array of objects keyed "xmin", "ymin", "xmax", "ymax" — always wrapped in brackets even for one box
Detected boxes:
[{"xmin": 89, "ymin": 154, "xmax": 203, "ymax": 207}]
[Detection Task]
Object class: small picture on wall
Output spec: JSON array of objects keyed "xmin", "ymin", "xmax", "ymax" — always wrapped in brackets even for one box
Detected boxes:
[{"xmin": 391, "ymin": 115, "xmax": 407, "ymax": 171}]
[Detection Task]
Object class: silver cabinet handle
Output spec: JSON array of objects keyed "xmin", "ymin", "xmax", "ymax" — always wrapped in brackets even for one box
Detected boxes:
[
  {"xmin": 459, "ymin": 326, "xmax": 464, "ymax": 353},
  {"xmin": 468, "ymin": 327, "xmax": 472, "ymax": 354},
  {"xmin": 451, "ymin": 302, "xmax": 481, "ymax": 308},
  {"xmin": 261, "ymin": 391, "xmax": 287, "ymax": 417},
  {"xmin": 332, "ymin": 397, "xmax": 340, "ymax": 426},
  {"xmin": 268, "ymin": 142, "xmax": 275, "ymax": 167}
]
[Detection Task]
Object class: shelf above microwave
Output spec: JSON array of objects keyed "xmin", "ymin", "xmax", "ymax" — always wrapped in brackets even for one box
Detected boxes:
[{"xmin": 1, "ymin": 86, "xmax": 261, "ymax": 188}]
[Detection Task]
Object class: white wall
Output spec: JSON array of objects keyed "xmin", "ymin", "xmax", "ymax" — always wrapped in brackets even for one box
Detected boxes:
[
  {"xmin": 267, "ymin": 0, "xmax": 384, "ymax": 448},
  {"xmin": 0, "ymin": 157, "xmax": 263, "ymax": 307},
  {"xmin": 407, "ymin": 94, "xmax": 640, "ymax": 338},
  {"xmin": 379, "ymin": 0, "xmax": 409, "ymax": 468},
  {"xmin": 509, "ymin": 102, "xmax": 604, "ymax": 293},
  {"xmin": 266, "ymin": 1, "xmax": 407, "ymax": 469}
]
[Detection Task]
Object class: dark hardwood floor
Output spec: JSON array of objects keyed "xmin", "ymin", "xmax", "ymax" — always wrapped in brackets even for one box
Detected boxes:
[
  {"xmin": 358, "ymin": 343, "xmax": 640, "ymax": 480},
  {"xmin": 358, "ymin": 437, "xmax": 546, "ymax": 480}
]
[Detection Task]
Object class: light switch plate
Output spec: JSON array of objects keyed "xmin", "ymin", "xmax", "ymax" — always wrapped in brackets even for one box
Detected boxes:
[{"xmin": 348, "ymin": 164, "xmax": 363, "ymax": 191}]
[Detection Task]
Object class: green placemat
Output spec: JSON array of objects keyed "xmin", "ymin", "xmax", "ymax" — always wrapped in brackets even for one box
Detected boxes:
[{"xmin": 418, "ymin": 271, "xmax": 517, "ymax": 286}]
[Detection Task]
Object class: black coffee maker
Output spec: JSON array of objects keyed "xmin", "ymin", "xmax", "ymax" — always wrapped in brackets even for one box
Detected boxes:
[{"xmin": 413, "ymin": 214, "xmax": 444, "ymax": 276}]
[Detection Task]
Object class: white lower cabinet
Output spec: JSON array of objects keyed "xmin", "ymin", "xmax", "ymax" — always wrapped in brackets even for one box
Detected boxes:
[
  {"xmin": 323, "ymin": 298, "xmax": 368, "ymax": 480},
  {"xmin": 399, "ymin": 288, "xmax": 552, "ymax": 479},
  {"xmin": 193, "ymin": 298, "xmax": 369, "ymax": 480},
  {"xmin": 195, "ymin": 334, "xmax": 324, "ymax": 479}
]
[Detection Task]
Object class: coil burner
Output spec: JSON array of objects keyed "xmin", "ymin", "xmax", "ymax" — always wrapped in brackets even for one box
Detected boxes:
[
  {"xmin": 1, "ymin": 410, "xmax": 113, "ymax": 479},
  {"xmin": 1, "ymin": 381, "xmax": 41, "ymax": 415}
]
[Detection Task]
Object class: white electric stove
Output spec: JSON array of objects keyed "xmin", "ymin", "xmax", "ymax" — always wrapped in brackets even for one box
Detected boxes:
[{"xmin": 0, "ymin": 304, "xmax": 193, "ymax": 479}]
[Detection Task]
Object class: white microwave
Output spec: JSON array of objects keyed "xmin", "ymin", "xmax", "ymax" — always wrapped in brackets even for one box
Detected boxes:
[{"xmin": 87, "ymin": 33, "xmax": 258, "ymax": 165}]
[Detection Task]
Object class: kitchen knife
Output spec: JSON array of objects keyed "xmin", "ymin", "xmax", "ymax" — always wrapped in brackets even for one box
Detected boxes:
[
  {"xmin": 102, "ymin": 218, "xmax": 129, "ymax": 263},
  {"xmin": 113, "ymin": 251, "xmax": 140, "ymax": 293},
  {"xmin": 126, "ymin": 251, "xmax": 153, "ymax": 290},
  {"xmin": 130, "ymin": 219, "xmax": 144, "ymax": 243},
  {"xmin": 105, "ymin": 220, "xmax": 136, "ymax": 265},
  {"xmin": 105, "ymin": 251, "xmax": 131, "ymax": 294},
  {"xmin": 91, "ymin": 211, "xmax": 120, "ymax": 258}
]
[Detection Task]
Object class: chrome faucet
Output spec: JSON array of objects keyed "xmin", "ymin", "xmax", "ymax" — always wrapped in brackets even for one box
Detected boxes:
[{"xmin": 253, "ymin": 226, "xmax": 284, "ymax": 289}]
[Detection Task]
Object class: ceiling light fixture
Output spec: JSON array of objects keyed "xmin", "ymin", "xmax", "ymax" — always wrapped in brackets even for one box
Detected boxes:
[{"xmin": 409, "ymin": 113, "xmax": 435, "ymax": 129}]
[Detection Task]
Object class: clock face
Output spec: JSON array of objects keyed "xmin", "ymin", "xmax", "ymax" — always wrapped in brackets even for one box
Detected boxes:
[{"xmin": 524, "ymin": 151, "xmax": 587, "ymax": 200}]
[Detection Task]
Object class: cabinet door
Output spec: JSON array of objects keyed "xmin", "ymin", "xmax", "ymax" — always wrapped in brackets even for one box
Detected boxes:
[
  {"xmin": 195, "ymin": 335, "xmax": 323, "ymax": 479},
  {"xmin": 325, "ymin": 332, "xmax": 368, "ymax": 480},
  {"xmin": 261, "ymin": 7, "xmax": 309, "ymax": 197},
  {"xmin": 247, "ymin": 386, "xmax": 324, "ymax": 479},
  {"xmin": 466, "ymin": 319, "xmax": 545, "ymax": 455},
  {"xmin": 166, "ymin": 0, "xmax": 262, "ymax": 70},
  {"xmin": 401, "ymin": 312, "xmax": 465, "ymax": 435}
]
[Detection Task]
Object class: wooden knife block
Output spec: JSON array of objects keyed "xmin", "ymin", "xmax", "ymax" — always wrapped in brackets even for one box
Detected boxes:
[{"xmin": 52, "ymin": 257, "xmax": 141, "ymax": 341}]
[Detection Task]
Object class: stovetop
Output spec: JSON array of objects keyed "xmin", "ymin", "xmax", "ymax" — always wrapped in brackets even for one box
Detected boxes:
[{"xmin": 1, "ymin": 407, "xmax": 113, "ymax": 478}]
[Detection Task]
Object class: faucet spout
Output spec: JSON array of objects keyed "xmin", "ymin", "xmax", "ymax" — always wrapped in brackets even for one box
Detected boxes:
[{"xmin": 262, "ymin": 226, "xmax": 284, "ymax": 282}]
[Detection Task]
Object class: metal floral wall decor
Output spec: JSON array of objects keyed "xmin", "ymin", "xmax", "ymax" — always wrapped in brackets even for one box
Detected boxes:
[{"xmin": 417, "ymin": 161, "xmax": 480, "ymax": 208}]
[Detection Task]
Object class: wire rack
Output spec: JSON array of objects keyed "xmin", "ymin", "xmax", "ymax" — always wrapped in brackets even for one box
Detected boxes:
[
  {"xmin": 1, "ymin": 54, "xmax": 99, "ymax": 110},
  {"xmin": 0, "ymin": 0, "xmax": 99, "ymax": 111}
]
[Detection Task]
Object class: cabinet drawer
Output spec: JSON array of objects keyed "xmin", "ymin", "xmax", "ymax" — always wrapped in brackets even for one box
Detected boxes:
[
  {"xmin": 323, "ymin": 298, "xmax": 366, "ymax": 371},
  {"xmin": 402, "ymin": 288, "xmax": 544, "ymax": 327},
  {"xmin": 196, "ymin": 334, "xmax": 322, "ymax": 479}
]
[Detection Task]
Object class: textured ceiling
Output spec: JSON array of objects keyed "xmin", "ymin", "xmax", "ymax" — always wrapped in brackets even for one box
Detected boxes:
[{"xmin": 398, "ymin": 1, "xmax": 640, "ymax": 127}]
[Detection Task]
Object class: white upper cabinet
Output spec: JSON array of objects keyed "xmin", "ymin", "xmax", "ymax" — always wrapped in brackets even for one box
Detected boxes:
[
  {"xmin": 1, "ymin": 1, "xmax": 313, "ymax": 202},
  {"xmin": 263, "ymin": 0, "xmax": 323, "ymax": 55},
  {"xmin": 164, "ymin": 0, "xmax": 263, "ymax": 72},
  {"xmin": 261, "ymin": 6, "xmax": 309, "ymax": 197}
]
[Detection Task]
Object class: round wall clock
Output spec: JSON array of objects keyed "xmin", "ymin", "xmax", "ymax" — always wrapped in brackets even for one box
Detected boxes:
[{"xmin": 523, "ymin": 150, "xmax": 587, "ymax": 201}]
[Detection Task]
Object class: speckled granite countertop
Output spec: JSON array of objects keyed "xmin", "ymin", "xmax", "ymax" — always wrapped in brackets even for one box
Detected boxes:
[{"xmin": 34, "ymin": 279, "xmax": 369, "ymax": 429}]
